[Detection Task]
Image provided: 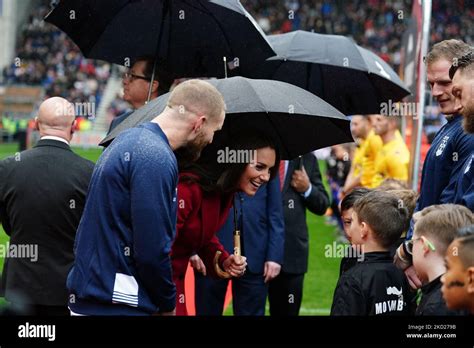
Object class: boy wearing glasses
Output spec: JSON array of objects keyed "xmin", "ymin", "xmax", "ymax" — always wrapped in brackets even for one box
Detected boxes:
[
  {"xmin": 410, "ymin": 204, "xmax": 474, "ymax": 315},
  {"xmin": 331, "ymin": 190, "xmax": 413, "ymax": 315}
]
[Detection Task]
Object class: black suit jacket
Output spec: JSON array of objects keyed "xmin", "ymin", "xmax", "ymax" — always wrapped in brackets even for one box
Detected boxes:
[
  {"xmin": 281, "ymin": 153, "xmax": 329, "ymax": 274},
  {"xmin": 0, "ymin": 139, "xmax": 94, "ymax": 305}
]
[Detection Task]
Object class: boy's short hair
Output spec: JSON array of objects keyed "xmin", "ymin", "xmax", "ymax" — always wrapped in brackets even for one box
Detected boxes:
[
  {"xmin": 377, "ymin": 178, "xmax": 409, "ymax": 190},
  {"xmin": 340, "ymin": 187, "xmax": 371, "ymax": 213},
  {"xmin": 353, "ymin": 190, "xmax": 408, "ymax": 248},
  {"xmin": 457, "ymin": 234, "xmax": 474, "ymax": 268},
  {"xmin": 414, "ymin": 205, "xmax": 474, "ymax": 256},
  {"xmin": 412, "ymin": 204, "xmax": 452, "ymax": 223},
  {"xmin": 386, "ymin": 189, "xmax": 419, "ymax": 228}
]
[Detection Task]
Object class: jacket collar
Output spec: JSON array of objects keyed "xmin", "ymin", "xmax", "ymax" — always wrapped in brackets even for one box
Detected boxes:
[
  {"xmin": 420, "ymin": 275, "xmax": 442, "ymax": 295},
  {"xmin": 359, "ymin": 251, "xmax": 392, "ymax": 263},
  {"xmin": 34, "ymin": 139, "xmax": 71, "ymax": 151}
]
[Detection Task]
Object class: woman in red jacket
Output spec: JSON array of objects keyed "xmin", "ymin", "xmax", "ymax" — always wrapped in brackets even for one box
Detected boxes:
[{"xmin": 171, "ymin": 131, "xmax": 279, "ymax": 315}]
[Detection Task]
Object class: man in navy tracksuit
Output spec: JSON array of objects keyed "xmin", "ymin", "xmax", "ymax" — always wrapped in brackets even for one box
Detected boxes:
[
  {"xmin": 449, "ymin": 49, "xmax": 474, "ymax": 211},
  {"xmin": 395, "ymin": 40, "xmax": 474, "ymax": 288},
  {"xmin": 67, "ymin": 80, "xmax": 226, "ymax": 315},
  {"xmin": 415, "ymin": 114, "xmax": 473, "ymax": 223},
  {"xmin": 408, "ymin": 40, "xmax": 474, "ymax": 240}
]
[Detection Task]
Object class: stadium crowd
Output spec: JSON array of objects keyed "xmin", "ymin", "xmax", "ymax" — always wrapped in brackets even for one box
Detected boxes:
[
  {"xmin": 243, "ymin": 0, "xmax": 473, "ymax": 70},
  {"xmin": 1, "ymin": 2, "xmax": 110, "ymax": 107}
]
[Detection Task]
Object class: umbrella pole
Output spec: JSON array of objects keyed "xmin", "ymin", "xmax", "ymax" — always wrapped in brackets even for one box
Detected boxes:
[
  {"xmin": 214, "ymin": 199, "xmax": 241, "ymax": 278},
  {"xmin": 146, "ymin": 60, "xmax": 157, "ymax": 103},
  {"xmin": 223, "ymin": 56, "xmax": 228, "ymax": 78},
  {"xmin": 146, "ymin": 0, "xmax": 170, "ymax": 104}
]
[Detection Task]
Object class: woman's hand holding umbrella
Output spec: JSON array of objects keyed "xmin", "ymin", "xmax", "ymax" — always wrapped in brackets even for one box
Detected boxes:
[{"xmin": 223, "ymin": 255, "xmax": 247, "ymax": 278}]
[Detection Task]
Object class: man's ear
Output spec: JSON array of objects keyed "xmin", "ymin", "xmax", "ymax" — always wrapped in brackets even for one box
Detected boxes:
[
  {"xmin": 34, "ymin": 117, "xmax": 40, "ymax": 131},
  {"xmin": 71, "ymin": 119, "xmax": 77, "ymax": 134},
  {"xmin": 360, "ymin": 221, "xmax": 368, "ymax": 239},
  {"xmin": 193, "ymin": 115, "xmax": 206, "ymax": 132},
  {"xmin": 467, "ymin": 267, "xmax": 474, "ymax": 294}
]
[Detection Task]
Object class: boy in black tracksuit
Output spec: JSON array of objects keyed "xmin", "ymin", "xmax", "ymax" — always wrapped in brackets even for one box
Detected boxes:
[{"xmin": 331, "ymin": 190, "xmax": 414, "ymax": 315}]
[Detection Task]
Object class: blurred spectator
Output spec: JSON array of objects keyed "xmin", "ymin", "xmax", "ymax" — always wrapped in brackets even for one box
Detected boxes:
[{"xmin": 326, "ymin": 144, "xmax": 351, "ymax": 231}]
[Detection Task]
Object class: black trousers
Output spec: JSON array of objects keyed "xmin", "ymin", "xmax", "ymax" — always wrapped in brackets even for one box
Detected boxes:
[
  {"xmin": 7, "ymin": 303, "xmax": 69, "ymax": 316},
  {"xmin": 268, "ymin": 271, "xmax": 305, "ymax": 316},
  {"xmin": 194, "ymin": 270, "xmax": 268, "ymax": 316}
]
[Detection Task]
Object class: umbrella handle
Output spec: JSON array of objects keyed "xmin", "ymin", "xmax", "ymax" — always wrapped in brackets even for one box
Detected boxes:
[
  {"xmin": 214, "ymin": 251, "xmax": 231, "ymax": 279},
  {"xmin": 233, "ymin": 230, "xmax": 242, "ymax": 261},
  {"xmin": 213, "ymin": 229, "xmax": 242, "ymax": 279}
]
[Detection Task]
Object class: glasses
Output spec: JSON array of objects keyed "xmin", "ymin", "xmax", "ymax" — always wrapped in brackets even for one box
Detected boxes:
[
  {"xmin": 405, "ymin": 236, "xmax": 436, "ymax": 255},
  {"xmin": 123, "ymin": 72, "xmax": 150, "ymax": 82}
]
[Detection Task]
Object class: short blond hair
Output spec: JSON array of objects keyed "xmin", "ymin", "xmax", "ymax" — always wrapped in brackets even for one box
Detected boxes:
[
  {"xmin": 377, "ymin": 178, "xmax": 409, "ymax": 191},
  {"xmin": 424, "ymin": 39, "xmax": 471, "ymax": 66},
  {"xmin": 167, "ymin": 79, "xmax": 225, "ymax": 120},
  {"xmin": 414, "ymin": 204, "xmax": 474, "ymax": 255}
]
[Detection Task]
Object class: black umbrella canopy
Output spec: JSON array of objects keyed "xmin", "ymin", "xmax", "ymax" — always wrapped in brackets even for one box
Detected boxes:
[
  {"xmin": 100, "ymin": 77, "xmax": 353, "ymax": 159},
  {"xmin": 250, "ymin": 30, "xmax": 410, "ymax": 115},
  {"xmin": 268, "ymin": 30, "xmax": 368, "ymax": 70},
  {"xmin": 44, "ymin": 0, "xmax": 275, "ymax": 78}
]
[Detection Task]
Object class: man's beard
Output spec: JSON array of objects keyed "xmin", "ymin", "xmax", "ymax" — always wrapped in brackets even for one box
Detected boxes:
[
  {"xmin": 461, "ymin": 103, "xmax": 474, "ymax": 134},
  {"xmin": 176, "ymin": 135, "xmax": 207, "ymax": 164}
]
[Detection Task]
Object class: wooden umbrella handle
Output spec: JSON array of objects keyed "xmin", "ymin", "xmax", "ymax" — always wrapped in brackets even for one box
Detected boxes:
[
  {"xmin": 214, "ymin": 230, "xmax": 241, "ymax": 279},
  {"xmin": 233, "ymin": 230, "xmax": 241, "ymax": 260}
]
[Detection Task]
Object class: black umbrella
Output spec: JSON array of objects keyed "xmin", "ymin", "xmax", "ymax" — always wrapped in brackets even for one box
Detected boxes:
[
  {"xmin": 249, "ymin": 30, "xmax": 411, "ymax": 115},
  {"xmin": 99, "ymin": 76, "xmax": 353, "ymax": 159},
  {"xmin": 44, "ymin": 0, "xmax": 275, "ymax": 78}
]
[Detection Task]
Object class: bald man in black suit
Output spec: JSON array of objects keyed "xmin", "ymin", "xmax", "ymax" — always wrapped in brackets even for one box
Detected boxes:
[{"xmin": 0, "ymin": 97, "xmax": 94, "ymax": 315}]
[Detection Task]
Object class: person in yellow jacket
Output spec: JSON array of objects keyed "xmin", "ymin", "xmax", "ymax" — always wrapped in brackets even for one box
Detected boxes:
[
  {"xmin": 371, "ymin": 115, "xmax": 410, "ymax": 188},
  {"xmin": 343, "ymin": 115, "xmax": 383, "ymax": 195}
]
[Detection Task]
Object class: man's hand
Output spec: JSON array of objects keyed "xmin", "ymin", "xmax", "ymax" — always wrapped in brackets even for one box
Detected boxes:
[
  {"xmin": 190, "ymin": 254, "xmax": 206, "ymax": 276},
  {"xmin": 291, "ymin": 166, "xmax": 310, "ymax": 193},
  {"xmin": 404, "ymin": 265, "xmax": 422, "ymax": 290},
  {"xmin": 263, "ymin": 261, "xmax": 281, "ymax": 283},
  {"xmin": 223, "ymin": 255, "xmax": 247, "ymax": 278}
]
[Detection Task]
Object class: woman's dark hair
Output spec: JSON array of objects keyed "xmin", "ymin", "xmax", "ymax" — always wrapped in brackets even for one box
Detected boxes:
[
  {"xmin": 340, "ymin": 187, "xmax": 371, "ymax": 213},
  {"xmin": 177, "ymin": 130, "xmax": 279, "ymax": 193}
]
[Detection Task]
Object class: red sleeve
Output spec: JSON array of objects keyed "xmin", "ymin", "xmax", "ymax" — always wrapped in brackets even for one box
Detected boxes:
[
  {"xmin": 198, "ymin": 193, "xmax": 234, "ymax": 278},
  {"xmin": 176, "ymin": 180, "xmax": 201, "ymax": 235}
]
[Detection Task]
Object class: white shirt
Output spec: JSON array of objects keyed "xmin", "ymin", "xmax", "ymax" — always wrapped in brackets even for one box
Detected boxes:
[{"xmin": 40, "ymin": 136, "xmax": 69, "ymax": 145}]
